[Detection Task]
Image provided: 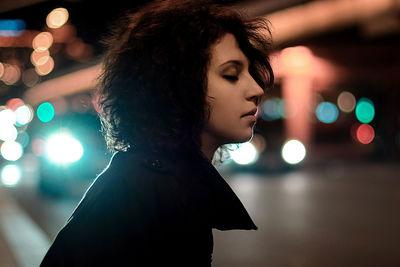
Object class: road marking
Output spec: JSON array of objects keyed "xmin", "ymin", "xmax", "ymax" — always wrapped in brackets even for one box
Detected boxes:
[{"xmin": 0, "ymin": 187, "xmax": 50, "ymax": 267}]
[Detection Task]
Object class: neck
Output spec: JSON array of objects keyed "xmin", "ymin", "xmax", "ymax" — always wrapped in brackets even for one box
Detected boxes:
[{"xmin": 200, "ymin": 131, "xmax": 221, "ymax": 162}]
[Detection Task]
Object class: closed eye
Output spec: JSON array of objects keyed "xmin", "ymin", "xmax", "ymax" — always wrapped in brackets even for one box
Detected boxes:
[{"xmin": 223, "ymin": 75, "xmax": 238, "ymax": 82}]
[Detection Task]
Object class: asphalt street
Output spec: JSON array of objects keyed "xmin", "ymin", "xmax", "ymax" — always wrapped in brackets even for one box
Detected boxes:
[{"xmin": 1, "ymin": 160, "xmax": 400, "ymax": 267}]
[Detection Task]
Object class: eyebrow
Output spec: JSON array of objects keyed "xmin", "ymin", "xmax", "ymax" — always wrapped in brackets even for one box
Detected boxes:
[{"xmin": 219, "ymin": 59, "xmax": 249, "ymax": 69}]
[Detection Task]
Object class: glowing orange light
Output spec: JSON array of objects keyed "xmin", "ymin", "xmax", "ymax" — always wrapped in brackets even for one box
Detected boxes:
[
  {"xmin": 36, "ymin": 56, "xmax": 51, "ymax": 66},
  {"xmin": 6, "ymin": 98, "xmax": 24, "ymax": 111},
  {"xmin": 32, "ymin": 32, "xmax": 53, "ymax": 51},
  {"xmin": 280, "ymin": 46, "xmax": 313, "ymax": 76},
  {"xmin": 46, "ymin": 8, "xmax": 69, "ymax": 29},
  {"xmin": 1, "ymin": 64, "xmax": 21, "ymax": 85},
  {"xmin": 356, "ymin": 124, "xmax": 375, "ymax": 144},
  {"xmin": 30, "ymin": 49, "xmax": 50, "ymax": 66},
  {"xmin": 35, "ymin": 56, "xmax": 54, "ymax": 76}
]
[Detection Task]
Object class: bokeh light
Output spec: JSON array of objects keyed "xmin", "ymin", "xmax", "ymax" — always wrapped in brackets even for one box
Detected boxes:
[
  {"xmin": 0, "ymin": 107, "xmax": 16, "ymax": 125},
  {"xmin": 35, "ymin": 55, "xmax": 54, "ymax": 76},
  {"xmin": 0, "ymin": 124, "xmax": 17, "ymax": 142},
  {"xmin": 32, "ymin": 32, "xmax": 53, "ymax": 51},
  {"xmin": 337, "ymin": 91, "xmax": 356, "ymax": 113},
  {"xmin": 280, "ymin": 46, "xmax": 313, "ymax": 76},
  {"xmin": 281, "ymin": 139, "xmax": 306, "ymax": 164},
  {"xmin": 261, "ymin": 98, "xmax": 285, "ymax": 121},
  {"xmin": 316, "ymin": 102, "xmax": 339, "ymax": 124},
  {"xmin": 229, "ymin": 142, "xmax": 259, "ymax": 165},
  {"xmin": 355, "ymin": 97, "xmax": 375, "ymax": 124},
  {"xmin": 1, "ymin": 141, "xmax": 23, "ymax": 161},
  {"xmin": 0, "ymin": 108, "xmax": 17, "ymax": 141},
  {"xmin": 22, "ymin": 68, "xmax": 41, "ymax": 87},
  {"xmin": 1, "ymin": 64, "xmax": 21, "ymax": 85},
  {"xmin": 1, "ymin": 164, "xmax": 22, "ymax": 187},
  {"xmin": 45, "ymin": 133, "xmax": 84, "ymax": 164},
  {"xmin": 30, "ymin": 49, "xmax": 50, "ymax": 66},
  {"xmin": 37, "ymin": 102, "xmax": 55, "ymax": 123},
  {"xmin": 6, "ymin": 98, "xmax": 24, "ymax": 111},
  {"xmin": 356, "ymin": 124, "xmax": 375, "ymax": 144},
  {"xmin": 15, "ymin": 104, "xmax": 34, "ymax": 126},
  {"xmin": 46, "ymin": 8, "xmax": 69, "ymax": 29}
]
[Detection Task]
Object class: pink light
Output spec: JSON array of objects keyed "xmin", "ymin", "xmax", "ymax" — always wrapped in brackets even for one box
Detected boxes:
[{"xmin": 6, "ymin": 98, "xmax": 24, "ymax": 111}]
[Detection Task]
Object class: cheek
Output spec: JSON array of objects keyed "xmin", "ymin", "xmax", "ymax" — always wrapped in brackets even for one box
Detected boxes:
[
  {"xmin": 208, "ymin": 98, "xmax": 235, "ymax": 128},
  {"xmin": 206, "ymin": 102, "xmax": 255, "ymax": 144},
  {"xmin": 205, "ymin": 78, "xmax": 254, "ymax": 143}
]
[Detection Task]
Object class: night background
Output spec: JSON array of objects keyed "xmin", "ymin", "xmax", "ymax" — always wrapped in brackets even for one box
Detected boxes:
[{"xmin": 1, "ymin": 0, "xmax": 400, "ymax": 266}]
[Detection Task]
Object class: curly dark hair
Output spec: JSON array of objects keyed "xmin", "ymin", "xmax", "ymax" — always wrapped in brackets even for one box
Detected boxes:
[{"xmin": 95, "ymin": 0, "xmax": 274, "ymax": 156}]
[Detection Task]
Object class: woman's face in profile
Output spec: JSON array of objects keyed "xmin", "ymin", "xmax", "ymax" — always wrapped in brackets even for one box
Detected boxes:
[{"xmin": 204, "ymin": 33, "xmax": 264, "ymax": 146}]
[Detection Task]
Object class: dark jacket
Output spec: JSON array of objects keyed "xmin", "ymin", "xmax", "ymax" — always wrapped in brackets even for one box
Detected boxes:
[{"xmin": 40, "ymin": 146, "xmax": 257, "ymax": 266}]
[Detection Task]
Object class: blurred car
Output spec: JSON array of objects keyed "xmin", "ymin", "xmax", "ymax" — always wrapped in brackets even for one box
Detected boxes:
[{"xmin": 29, "ymin": 110, "xmax": 112, "ymax": 198}]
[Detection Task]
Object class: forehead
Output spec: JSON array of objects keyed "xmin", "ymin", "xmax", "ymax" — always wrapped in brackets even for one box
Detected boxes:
[{"xmin": 209, "ymin": 33, "xmax": 249, "ymax": 67}]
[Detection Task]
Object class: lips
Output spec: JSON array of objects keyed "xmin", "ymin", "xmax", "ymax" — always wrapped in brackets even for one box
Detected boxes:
[{"xmin": 242, "ymin": 107, "xmax": 258, "ymax": 117}]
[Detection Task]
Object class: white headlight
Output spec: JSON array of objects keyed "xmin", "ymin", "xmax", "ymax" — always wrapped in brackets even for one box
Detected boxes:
[{"xmin": 45, "ymin": 133, "xmax": 84, "ymax": 163}]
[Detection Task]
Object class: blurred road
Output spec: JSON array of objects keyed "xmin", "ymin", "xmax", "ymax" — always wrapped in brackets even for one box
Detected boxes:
[
  {"xmin": 213, "ymin": 161, "xmax": 400, "ymax": 267},
  {"xmin": 1, "ymin": 160, "xmax": 400, "ymax": 267}
]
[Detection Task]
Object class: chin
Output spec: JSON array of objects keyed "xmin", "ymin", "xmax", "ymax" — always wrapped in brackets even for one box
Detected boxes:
[{"xmin": 227, "ymin": 131, "xmax": 253, "ymax": 144}]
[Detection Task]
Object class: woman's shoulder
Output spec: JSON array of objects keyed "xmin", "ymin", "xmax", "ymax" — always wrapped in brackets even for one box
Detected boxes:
[
  {"xmin": 40, "ymin": 149, "xmax": 190, "ymax": 266},
  {"xmin": 112, "ymin": 148, "xmax": 172, "ymax": 175},
  {"xmin": 69, "ymin": 149, "xmax": 182, "ymax": 222},
  {"xmin": 86, "ymin": 149, "xmax": 178, "ymax": 196}
]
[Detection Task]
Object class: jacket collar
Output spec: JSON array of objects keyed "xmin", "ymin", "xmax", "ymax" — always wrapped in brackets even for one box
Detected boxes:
[{"xmin": 129, "ymin": 146, "xmax": 258, "ymax": 231}]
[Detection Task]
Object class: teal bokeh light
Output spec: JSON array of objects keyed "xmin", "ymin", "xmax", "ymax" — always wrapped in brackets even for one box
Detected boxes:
[
  {"xmin": 355, "ymin": 98, "xmax": 375, "ymax": 124},
  {"xmin": 37, "ymin": 102, "xmax": 55, "ymax": 123},
  {"xmin": 261, "ymin": 98, "xmax": 285, "ymax": 121}
]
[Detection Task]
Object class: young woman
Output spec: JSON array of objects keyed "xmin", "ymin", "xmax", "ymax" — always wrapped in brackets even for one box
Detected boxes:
[{"xmin": 41, "ymin": 0, "xmax": 274, "ymax": 266}]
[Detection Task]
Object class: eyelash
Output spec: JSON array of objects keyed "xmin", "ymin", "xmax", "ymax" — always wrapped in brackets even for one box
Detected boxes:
[{"xmin": 223, "ymin": 75, "xmax": 238, "ymax": 82}]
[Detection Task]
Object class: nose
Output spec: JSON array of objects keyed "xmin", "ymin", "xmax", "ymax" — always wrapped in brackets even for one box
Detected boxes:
[{"xmin": 246, "ymin": 75, "xmax": 264, "ymax": 106}]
